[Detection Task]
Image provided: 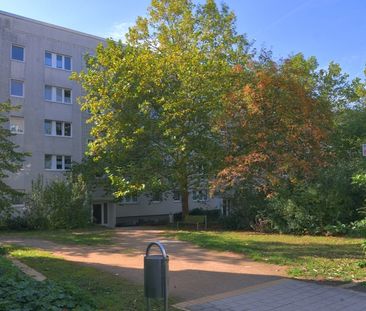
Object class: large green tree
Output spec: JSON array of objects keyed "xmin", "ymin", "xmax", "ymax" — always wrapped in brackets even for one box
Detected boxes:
[
  {"xmin": 73, "ymin": 0, "xmax": 249, "ymax": 216},
  {"xmin": 0, "ymin": 102, "xmax": 28, "ymax": 213}
]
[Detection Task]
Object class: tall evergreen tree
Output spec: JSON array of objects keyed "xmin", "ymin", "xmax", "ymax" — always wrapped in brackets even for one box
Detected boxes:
[{"xmin": 0, "ymin": 102, "xmax": 28, "ymax": 212}]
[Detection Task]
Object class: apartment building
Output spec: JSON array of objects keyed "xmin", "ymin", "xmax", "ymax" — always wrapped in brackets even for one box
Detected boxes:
[
  {"xmin": 0, "ymin": 10, "xmax": 101, "ymax": 201},
  {"xmin": 0, "ymin": 11, "xmax": 223, "ymax": 227}
]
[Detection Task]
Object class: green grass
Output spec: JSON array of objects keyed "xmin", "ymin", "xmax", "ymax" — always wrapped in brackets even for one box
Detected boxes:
[
  {"xmin": 1, "ymin": 244, "xmax": 177, "ymax": 310},
  {"xmin": 166, "ymin": 230, "xmax": 366, "ymax": 281},
  {"xmin": 0, "ymin": 226, "xmax": 116, "ymax": 246}
]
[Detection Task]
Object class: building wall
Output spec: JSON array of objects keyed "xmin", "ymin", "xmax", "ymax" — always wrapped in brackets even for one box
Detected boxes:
[
  {"xmin": 0, "ymin": 11, "xmax": 103, "ymax": 193},
  {"xmin": 116, "ymin": 192, "xmax": 222, "ymax": 218}
]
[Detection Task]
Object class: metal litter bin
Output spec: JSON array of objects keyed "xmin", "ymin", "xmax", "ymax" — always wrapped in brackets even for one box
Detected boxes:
[{"xmin": 144, "ymin": 242, "xmax": 169, "ymax": 310}]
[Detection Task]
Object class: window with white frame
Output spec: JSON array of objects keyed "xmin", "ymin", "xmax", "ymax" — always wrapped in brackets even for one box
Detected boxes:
[
  {"xmin": 10, "ymin": 79, "xmax": 24, "ymax": 97},
  {"xmin": 172, "ymin": 190, "xmax": 181, "ymax": 201},
  {"xmin": 120, "ymin": 194, "xmax": 138, "ymax": 204},
  {"xmin": 151, "ymin": 191, "xmax": 163, "ymax": 202},
  {"xmin": 12, "ymin": 189, "xmax": 25, "ymax": 206},
  {"xmin": 44, "ymin": 85, "xmax": 72, "ymax": 104},
  {"xmin": 11, "ymin": 45, "xmax": 24, "ymax": 62},
  {"xmin": 9, "ymin": 116, "xmax": 24, "ymax": 134},
  {"xmin": 192, "ymin": 190, "xmax": 208, "ymax": 202},
  {"xmin": 44, "ymin": 51, "xmax": 72, "ymax": 70},
  {"xmin": 44, "ymin": 154, "xmax": 72, "ymax": 170},
  {"xmin": 44, "ymin": 120, "xmax": 72, "ymax": 137}
]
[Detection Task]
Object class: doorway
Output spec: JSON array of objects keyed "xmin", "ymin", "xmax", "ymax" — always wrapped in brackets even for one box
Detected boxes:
[{"xmin": 93, "ymin": 203, "xmax": 108, "ymax": 225}]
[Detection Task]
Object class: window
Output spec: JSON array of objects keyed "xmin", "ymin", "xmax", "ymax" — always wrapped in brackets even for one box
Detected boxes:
[
  {"xmin": 44, "ymin": 120, "xmax": 72, "ymax": 137},
  {"xmin": 64, "ymin": 56, "xmax": 71, "ymax": 70},
  {"xmin": 44, "ymin": 85, "xmax": 72, "ymax": 104},
  {"xmin": 56, "ymin": 155, "xmax": 63, "ymax": 169},
  {"xmin": 45, "ymin": 52, "xmax": 52, "ymax": 66},
  {"xmin": 44, "ymin": 85, "xmax": 52, "ymax": 100},
  {"xmin": 64, "ymin": 156, "xmax": 71, "ymax": 170},
  {"xmin": 44, "ymin": 120, "xmax": 52, "ymax": 135},
  {"xmin": 45, "ymin": 51, "xmax": 72, "ymax": 70},
  {"xmin": 10, "ymin": 80, "xmax": 24, "ymax": 97},
  {"xmin": 11, "ymin": 45, "xmax": 24, "ymax": 61},
  {"xmin": 64, "ymin": 89, "xmax": 71, "ymax": 103},
  {"xmin": 56, "ymin": 121, "xmax": 62, "ymax": 136},
  {"xmin": 192, "ymin": 190, "xmax": 208, "ymax": 202},
  {"xmin": 9, "ymin": 116, "xmax": 24, "ymax": 134},
  {"xmin": 152, "ymin": 191, "xmax": 163, "ymax": 202},
  {"xmin": 44, "ymin": 154, "xmax": 72, "ymax": 170},
  {"xmin": 44, "ymin": 154, "xmax": 52, "ymax": 169},
  {"xmin": 56, "ymin": 55, "xmax": 63, "ymax": 68},
  {"xmin": 56, "ymin": 87, "xmax": 63, "ymax": 102},
  {"xmin": 172, "ymin": 190, "xmax": 181, "ymax": 201},
  {"xmin": 64, "ymin": 122, "xmax": 71, "ymax": 136},
  {"xmin": 12, "ymin": 190, "xmax": 25, "ymax": 206},
  {"xmin": 120, "ymin": 194, "xmax": 138, "ymax": 204}
]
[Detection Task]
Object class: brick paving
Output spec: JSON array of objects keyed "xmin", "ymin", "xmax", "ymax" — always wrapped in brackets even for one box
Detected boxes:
[{"xmin": 175, "ymin": 279, "xmax": 366, "ymax": 311}]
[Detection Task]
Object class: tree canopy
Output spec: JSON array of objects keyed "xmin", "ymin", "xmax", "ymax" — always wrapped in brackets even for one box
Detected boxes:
[{"xmin": 73, "ymin": 0, "xmax": 250, "ymax": 215}]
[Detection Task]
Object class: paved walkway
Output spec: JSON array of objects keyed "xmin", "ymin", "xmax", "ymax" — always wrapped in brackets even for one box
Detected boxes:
[
  {"xmin": 175, "ymin": 279, "xmax": 366, "ymax": 311},
  {"xmin": 1, "ymin": 228, "xmax": 366, "ymax": 310}
]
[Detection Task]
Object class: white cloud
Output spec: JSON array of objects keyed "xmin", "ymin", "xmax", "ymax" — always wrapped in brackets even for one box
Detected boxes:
[{"xmin": 106, "ymin": 22, "xmax": 134, "ymax": 42}]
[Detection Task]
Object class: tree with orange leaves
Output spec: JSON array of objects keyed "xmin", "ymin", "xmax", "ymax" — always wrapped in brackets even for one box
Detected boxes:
[{"xmin": 214, "ymin": 53, "xmax": 337, "ymax": 198}]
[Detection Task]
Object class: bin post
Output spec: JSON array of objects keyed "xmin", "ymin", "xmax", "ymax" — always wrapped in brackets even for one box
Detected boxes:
[{"xmin": 144, "ymin": 242, "xmax": 169, "ymax": 311}]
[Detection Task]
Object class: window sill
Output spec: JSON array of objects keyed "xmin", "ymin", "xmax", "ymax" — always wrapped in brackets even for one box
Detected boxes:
[
  {"xmin": 45, "ymin": 65, "xmax": 72, "ymax": 72},
  {"xmin": 44, "ymin": 100, "xmax": 72, "ymax": 105},
  {"xmin": 11, "ymin": 59, "xmax": 25, "ymax": 63},
  {"xmin": 44, "ymin": 134, "xmax": 72, "ymax": 138},
  {"xmin": 44, "ymin": 169, "xmax": 70, "ymax": 172},
  {"xmin": 10, "ymin": 95, "xmax": 24, "ymax": 98}
]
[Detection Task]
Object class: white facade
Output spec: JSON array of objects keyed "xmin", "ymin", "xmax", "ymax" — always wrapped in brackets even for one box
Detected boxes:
[
  {"xmin": 0, "ymin": 10, "xmax": 101, "ymax": 193},
  {"xmin": 0, "ymin": 11, "xmax": 222, "ymax": 227}
]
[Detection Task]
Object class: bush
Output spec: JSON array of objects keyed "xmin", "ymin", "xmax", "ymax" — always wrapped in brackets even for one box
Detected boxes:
[
  {"xmin": 350, "ymin": 219, "xmax": 366, "ymax": 237},
  {"xmin": 190, "ymin": 208, "xmax": 221, "ymax": 220},
  {"xmin": 324, "ymin": 222, "xmax": 350, "ymax": 236},
  {"xmin": 220, "ymin": 211, "xmax": 251, "ymax": 230},
  {"xmin": 0, "ymin": 255, "xmax": 94, "ymax": 310},
  {"xmin": 2, "ymin": 216, "xmax": 30, "ymax": 230},
  {"xmin": 23, "ymin": 174, "xmax": 91, "ymax": 230}
]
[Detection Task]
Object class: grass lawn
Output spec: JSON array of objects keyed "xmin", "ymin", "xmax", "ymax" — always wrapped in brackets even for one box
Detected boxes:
[
  {"xmin": 0, "ymin": 226, "xmax": 116, "ymax": 246},
  {"xmin": 166, "ymin": 230, "xmax": 366, "ymax": 282},
  {"xmin": 0, "ymin": 244, "xmax": 177, "ymax": 311}
]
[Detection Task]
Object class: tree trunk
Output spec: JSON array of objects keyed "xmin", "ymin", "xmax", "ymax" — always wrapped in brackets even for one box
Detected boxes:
[{"xmin": 181, "ymin": 188, "xmax": 189, "ymax": 219}]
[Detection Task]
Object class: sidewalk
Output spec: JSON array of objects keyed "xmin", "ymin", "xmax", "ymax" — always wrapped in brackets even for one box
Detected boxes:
[{"xmin": 174, "ymin": 279, "xmax": 366, "ymax": 311}]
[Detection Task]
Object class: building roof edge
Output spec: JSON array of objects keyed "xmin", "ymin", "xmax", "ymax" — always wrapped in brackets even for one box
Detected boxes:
[{"xmin": 0, "ymin": 10, "xmax": 106, "ymax": 42}]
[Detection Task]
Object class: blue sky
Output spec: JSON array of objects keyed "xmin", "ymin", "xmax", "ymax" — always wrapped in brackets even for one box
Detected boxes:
[{"xmin": 1, "ymin": 0, "xmax": 365, "ymax": 78}]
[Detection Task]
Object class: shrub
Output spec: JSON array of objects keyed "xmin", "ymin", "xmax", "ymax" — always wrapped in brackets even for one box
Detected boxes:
[
  {"xmin": 2, "ymin": 216, "xmax": 30, "ymax": 230},
  {"xmin": 324, "ymin": 222, "xmax": 350, "ymax": 236},
  {"xmin": 0, "ymin": 255, "xmax": 94, "ymax": 310},
  {"xmin": 26, "ymin": 176, "xmax": 49, "ymax": 229},
  {"xmin": 190, "ymin": 208, "xmax": 221, "ymax": 220},
  {"xmin": 350, "ymin": 219, "xmax": 366, "ymax": 237},
  {"xmin": 23, "ymin": 174, "xmax": 91, "ymax": 230}
]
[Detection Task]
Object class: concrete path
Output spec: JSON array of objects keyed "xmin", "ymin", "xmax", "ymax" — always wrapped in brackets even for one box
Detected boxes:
[{"xmin": 1, "ymin": 228, "xmax": 286, "ymax": 301}]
